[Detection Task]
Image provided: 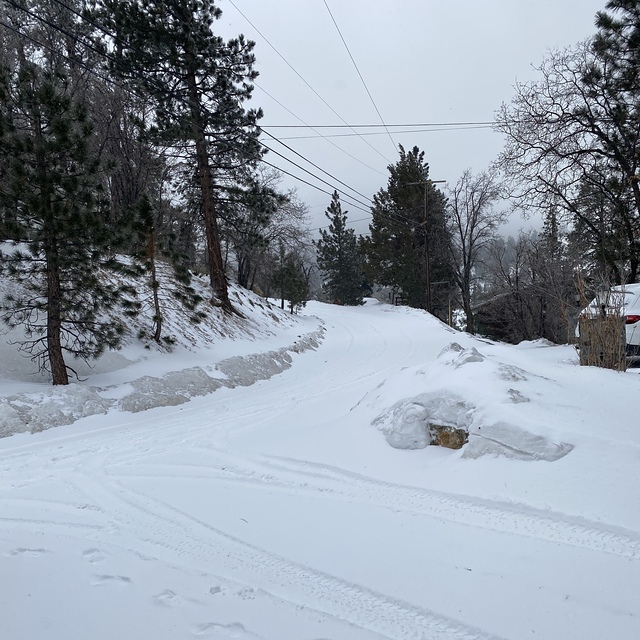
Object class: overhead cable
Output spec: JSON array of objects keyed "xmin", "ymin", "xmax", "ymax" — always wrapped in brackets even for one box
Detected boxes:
[
  {"xmin": 254, "ymin": 81, "xmax": 387, "ymax": 177},
  {"xmin": 1, "ymin": 1, "xmax": 378, "ymax": 213},
  {"xmin": 260, "ymin": 160, "xmax": 371, "ymax": 215},
  {"xmin": 322, "ymin": 0, "xmax": 396, "ymax": 153},
  {"xmin": 260, "ymin": 142, "xmax": 372, "ymax": 210},
  {"xmin": 263, "ymin": 121, "xmax": 496, "ymax": 128},
  {"xmin": 262, "ymin": 129, "xmax": 372, "ymax": 202},
  {"xmin": 226, "ymin": 0, "xmax": 393, "ymax": 165},
  {"xmin": 278, "ymin": 125, "xmax": 494, "ymax": 140}
]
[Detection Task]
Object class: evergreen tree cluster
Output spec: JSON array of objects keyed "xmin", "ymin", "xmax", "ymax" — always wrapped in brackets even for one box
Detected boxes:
[
  {"xmin": 272, "ymin": 243, "xmax": 310, "ymax": 314},
  {"xmin": 362, "ymin": 146, "xmax": 454, "ymax": 316},
  {"xmin": 0, "ymin": 0, "xmax": 311, "ymax": 384}
]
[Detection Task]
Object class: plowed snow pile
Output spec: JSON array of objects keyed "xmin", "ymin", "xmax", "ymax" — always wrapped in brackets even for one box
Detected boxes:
[{"xmin": 371, "ymin": 342, "xmax": 574, "ymax": 461}]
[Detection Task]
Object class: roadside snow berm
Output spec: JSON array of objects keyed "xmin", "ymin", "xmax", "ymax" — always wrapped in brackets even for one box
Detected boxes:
[{"xmin": 370, "ymin": 342, "xmax": 573, "ymax": 461}]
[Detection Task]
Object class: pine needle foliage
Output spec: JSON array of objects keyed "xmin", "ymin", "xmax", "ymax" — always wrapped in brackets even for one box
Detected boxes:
[
  {"xmin": 315, "ymin": 191, "xmax": 365, "ymax": 306},
  {"xmin": 0, "ymin": 13, "xmax": 136, "ymax": 384},
  {"xmin": 98, "ymin": 0, "xmax": 264, "ymax": 313}
]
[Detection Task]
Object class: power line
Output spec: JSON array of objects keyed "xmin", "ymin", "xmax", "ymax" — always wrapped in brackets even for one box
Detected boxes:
[
  {"xmin": 226, "ymin": 0, "xmax": 393, "ymax": 165},
  {"xmin": 314, "ymin": 198, "xmax": 449, "ymax": 232},
  {"xmin": 3, "ymin": 0, "xmax": 111, "ymax": 63},
  {"xmin": 49, "ymin": 0, "xmax": 118, "ymax": 44},
  {"xmin": 254, "ymin": 81, "xmax": 387, "ymax": 177},
  {"xmin": 263, "ymin": 121, "xmax": 496, "ymax": 129},
  {"xmin": 0, "ymin": 13, "xmax": 116, "ymax": 93},
  {"xmin": 260, "ymin": 141, "xmax": 372, "ymax": 210},
  {"xmin": 260, "ymin": 159, "xmax": 370, "ymax": 215},
  {"xmin": 322, "ymin": 0, "xmax": 396, "ymax": 153},
  {"xmin": 261, "ymin": 129, "xmax": 372, "ymax": 203},
  {"xmin": 278, "ymin": 125, "xmax": 494, "ymax": 140},
  {"xmin": 316, "ymin": 214, "xmax": 371, "ymax": 231},
  {"xmin": 1, "ymin": 1, "xmax": 380, "ymax": 213}
]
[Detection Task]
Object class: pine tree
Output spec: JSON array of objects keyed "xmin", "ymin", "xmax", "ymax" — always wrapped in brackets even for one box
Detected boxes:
[
  {"xmin": 271, "ymin": 245, "xmax": 310, "ymax": 314},
  {"xmin": 363, "ymin": 146, "xmax": 454, "ymax": 316},
  {"xmin": 315, "ymin": 191, "xmax": 364, "ymax": 305},
  {"xmin": 99, "ymin": 0, "xmax": 263, "ymax": 313},
  {"xmin": 0, "ymin": 8, "xmax": 134, "ymax": 384}
]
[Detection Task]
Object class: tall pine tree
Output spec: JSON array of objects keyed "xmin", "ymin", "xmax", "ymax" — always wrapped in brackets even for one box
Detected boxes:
[
  {"xmin": 271, "ymin": 244, "xmax": 310, "ymax": 314},
  {"xmin": 315, "ymin": 191, "xmax": 364, "ymax": 305},
  {"xmin": 99, "ymin": 0, "xmax": 263, "ymax": 313},
  {"xmin": 0, "ymin": 2, "xmax": 134, "ymax": 384},
  {"xmin": 363, "ymin": 146, "xmax": 454, "ymax": 315}
]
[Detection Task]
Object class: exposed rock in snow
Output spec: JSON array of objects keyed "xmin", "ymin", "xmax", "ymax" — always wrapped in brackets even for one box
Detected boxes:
[
  {"xmin": 429, "ymin": 423, "xmax": 468, "ymax": 449},
  {"xmin": 373, "ymin": 391, "xmax": 473, "ymax": 449}
]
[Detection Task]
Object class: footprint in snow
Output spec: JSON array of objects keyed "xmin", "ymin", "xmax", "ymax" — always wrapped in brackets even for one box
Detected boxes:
[
  {"xmin": 82, "ymin": 548, "xmax": 106, "ymax": 563},
  {"xmin": 191, "ymin": 622, "xmax": 263, "ymax": 639},
  {"xmin": 153, "ymin": 590, "xmax": 181, "ymax": 607},
  {"xmin": 8, "ymin": 548, "xmax": 48, "ymax": 557},
  {"xmin": 90, "ymin": 574, "xmax": 132, "ymax": 587}
]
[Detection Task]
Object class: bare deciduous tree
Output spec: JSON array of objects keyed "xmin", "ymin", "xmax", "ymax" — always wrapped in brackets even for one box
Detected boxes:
[
  {"xmin": 446, "ymin": 169, "xmax": 505, "ymax": 334},
  {"xmin": 495, "ymin": 31, "xmax": 640, "ymax": 282}
]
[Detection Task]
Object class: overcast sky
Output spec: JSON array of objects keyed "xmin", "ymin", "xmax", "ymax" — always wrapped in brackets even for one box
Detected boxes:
[{"xmin": 217, "ymin": 0, "xmax": 609, "ymax": 235}]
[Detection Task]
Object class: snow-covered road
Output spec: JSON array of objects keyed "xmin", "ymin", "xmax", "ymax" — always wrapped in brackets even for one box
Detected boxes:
[{"xmin": 1, "ymin": 301, "xmax": 639, "ymax": 639}]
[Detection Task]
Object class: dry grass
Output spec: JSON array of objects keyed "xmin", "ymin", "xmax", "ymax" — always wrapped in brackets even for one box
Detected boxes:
[{"xmin": 578, "ymin": 317, "xmax": 627, "ymax": 371}]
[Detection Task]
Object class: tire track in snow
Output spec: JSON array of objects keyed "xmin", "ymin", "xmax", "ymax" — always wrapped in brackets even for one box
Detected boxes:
[
  {"xmin": 71, "ymin": 472, "xmax": 507, "ymax": 640},
  {"xmin": 253, "ymin": 455, "xmax": 640, "ymax": 560},
  {"xmin": 30, "ymin": 311, "xmax": 413, "ymax": 473},
  {"xmin": 110, "ymin": 447, "xmax": 640, "ymax": 560},
  {"xmin": 0, "ymin": 304, "xmax": 423, "ymax": 491},
  {"xmin": 0, "ymin": 310, "xmax": 407, "ymax": 476}
]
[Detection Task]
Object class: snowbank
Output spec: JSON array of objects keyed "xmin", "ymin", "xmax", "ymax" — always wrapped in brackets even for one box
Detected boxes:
[
  {"xmin": 371, "ymin": 341, "xmax": 575, "ymax": 461},
  {"xmin": 0, "ymin": 278, "xmax": 325, "ymax": 437}
]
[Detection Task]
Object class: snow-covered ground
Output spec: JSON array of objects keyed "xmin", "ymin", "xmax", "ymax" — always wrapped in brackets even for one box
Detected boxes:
[{"xmin": 1, "ymin": 294, "xmax": 639, "ymax": 640}]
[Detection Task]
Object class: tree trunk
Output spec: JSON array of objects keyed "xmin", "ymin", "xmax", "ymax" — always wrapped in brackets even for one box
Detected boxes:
[
  {"xmin": 45, "ymin": 235, "xmax": 69, "ymax": 385},
  {"xmin": 34, "ymin": 105, "xmax": 68, "ymax": 385},
  {"xmin": 185, "ymin": 63, "xmax": 232, "ymax": 313},
  {"xmin": 462, "ymin": 266, "xmax": 475, "ymax": 334},
  {"xmin": 463, "ymin": 298, "xmax": 475, "ymax": 334},
  {"xmin": 147, "ymin": 229, "xmax": 162, "ymax": 343}
]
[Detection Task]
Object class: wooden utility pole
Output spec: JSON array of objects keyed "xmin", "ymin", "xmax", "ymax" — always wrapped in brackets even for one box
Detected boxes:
[{"xmin": 408, "ymin": 179, "xmax": 446, "ymax": 313}]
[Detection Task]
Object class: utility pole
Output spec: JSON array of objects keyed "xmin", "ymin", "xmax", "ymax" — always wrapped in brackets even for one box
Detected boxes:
[{"xmin": 407, "ymin": 179, "xmax": 446, "ymax": 313}]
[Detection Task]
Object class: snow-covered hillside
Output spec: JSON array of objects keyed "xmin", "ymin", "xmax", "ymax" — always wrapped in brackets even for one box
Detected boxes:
[
  {"xmin": 1, "ymin": 293, "xmax": 639, "ymax": 640},
  {"xmin": 0, "ymin": 282, "xmax": 321, "ymax": 437}
]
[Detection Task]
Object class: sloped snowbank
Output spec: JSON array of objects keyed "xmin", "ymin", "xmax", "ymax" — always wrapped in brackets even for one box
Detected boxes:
[
  {"xmin": 371, "ymin": 341, "xmax": 575, "ymax": 461},
  {"xmin": 0, "ymin": 276, "xmax": 324, "ymax": 437}
]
